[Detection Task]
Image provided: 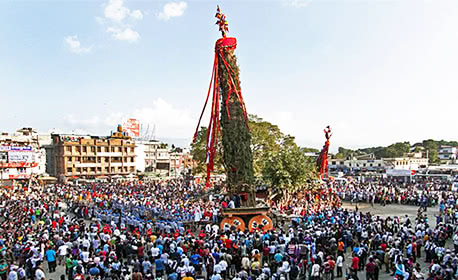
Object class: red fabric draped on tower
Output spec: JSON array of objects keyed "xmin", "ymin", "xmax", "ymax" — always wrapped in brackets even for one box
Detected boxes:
[
  {"xmin": 316, "ymin": 126, "xmax": 332, "ymax": 179},
  {"xmin": 193, "ymin": 37, "xmax": 249, "ymax": 187}
]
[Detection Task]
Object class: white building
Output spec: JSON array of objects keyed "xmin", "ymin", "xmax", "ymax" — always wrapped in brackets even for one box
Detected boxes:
[
  {"xmin": 135, "ymin": 140, "xmax": 171, "ymax": 175},
  {"xmin": 0, "ymin": 128, "xmax": 48, "ymax": 182},
  {"xmin": 384, "ymin": 152, "xmax": 429, "ymax": 171},
  {"xmin": 329, "ymin": 156, "xmax": 386, "ymax": 173},
  {"xmin": 438, "ymin": 146, "xmax": 457, "ymax": 164},
  {"xmin": 135, "ymin": 140, "xmax": 194, "ymax": 177}
]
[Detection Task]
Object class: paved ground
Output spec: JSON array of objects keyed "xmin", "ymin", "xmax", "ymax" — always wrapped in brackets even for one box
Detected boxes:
[
  {"xmin": 342, "ymin": 202, "xmax": 440, "ymax": 224},
  {"xmin": 44, "ymin": 203, "xmax": 444, "ymax": 280}
]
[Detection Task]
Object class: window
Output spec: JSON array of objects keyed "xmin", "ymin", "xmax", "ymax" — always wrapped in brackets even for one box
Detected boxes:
[
  {"xmin": 67, "ymin": 167, "xmax": 72, "ymax": 173},
  {"xmin": 111, "ymin": 147, "xmax": 115, "ymax": 152},
  {"xmin": 370, "ymin": 164, "xmax": 373, "ymax": 167},
  {"xmin": 66, "ymin": 146, "xmax": 72, "ymax": 152},
  {"xmin": 67, "ymin": 157, "xmax": 72, "ymax": 162},
  {"xmin": 90, "ymin": 167, "xmax": 96, "ymax": 172},
  {"xmin": 97, "ymin": 157, "xmax": 102, "ymax": 163},
  {"xmin": 76, "ymin": 167, "xmax": 81, "ymax": 173},
  {"xmin": 363, "ymin": 163, "xmax": 366, "ymax": 167},
  {"xmin": 76, "ymin": 146, "xmax": 81, "ymax": 153},
  {"xmin": 131, "ymin": 147, "xmax": 135, "ymax": 153},
  {"xmin": 82, "ymin": 146, "xmax": 87, "ymax": 153},
  {"xmin": 97, "ymin": 147, "xmax": 101, "ymax": 153},
  {"xmin": 91, "ymin": 146, "xmax": 95, "ymax": 152},
  {"xmin": 124, "ymin": 147, "xmax": 128, "ymax": 153}
]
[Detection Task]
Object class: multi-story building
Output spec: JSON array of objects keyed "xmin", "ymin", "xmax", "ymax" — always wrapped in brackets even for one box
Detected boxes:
[
  {"xmin": 0, "ymin": 128, "xmax": 47, "ymax": 183},
  {"xmin": 328, "ymin": 154, "xmax": 386, "ymax": 174},
  {"xmin": 135, "ymin": 140, "xmax": 170, "ymax": 175},
  {"xmin": 51, "ymin": 125, "xmax": 136, "ymax": 182},
  {"xmin": 438, "ymin": 146, "xmax": 457, "ymax": 164},
  {"xmin": 135, "ymin": 141, "xmax": 194, "ymax": 177},
  {"xmin": 384, "ymin": 152, "xmax": 429, "ymax": 171},
  {"xmin": 170, "ymin": 148, "xmax": 194, "ymax": 177}
]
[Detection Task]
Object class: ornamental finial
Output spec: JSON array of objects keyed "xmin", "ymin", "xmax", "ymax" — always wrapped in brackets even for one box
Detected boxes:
[{"xmin": 215, "ymin": 5, "xmax": 229, "ymax": 37}]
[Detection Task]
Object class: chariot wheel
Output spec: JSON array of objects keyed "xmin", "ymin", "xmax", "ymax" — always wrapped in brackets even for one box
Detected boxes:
[
  {"xmin": 220, "ymin": 216, "xmax": 245, "ymax": 231},
  {"xmin": 248, "ymin": 214, "xmax": 273, "ymax": 232}
]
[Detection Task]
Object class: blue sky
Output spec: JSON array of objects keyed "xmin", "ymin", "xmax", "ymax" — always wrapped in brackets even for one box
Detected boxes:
[{"xmin": 1, "ymin": 0, "xmax": 457, "ymax": 150}]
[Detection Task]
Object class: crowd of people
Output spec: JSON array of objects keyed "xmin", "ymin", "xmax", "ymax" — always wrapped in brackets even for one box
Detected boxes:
[
  {"xmin": 0, "ymin": 177, "xmax": 457, "ymax": 280},
  {"xmin": 335, "ymin": 180, "xmax": 447, "ymax": 208}
]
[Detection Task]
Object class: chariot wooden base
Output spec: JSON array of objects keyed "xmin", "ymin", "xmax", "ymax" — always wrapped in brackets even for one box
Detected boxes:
[{"xmin": 220, "ymin": 206, "xmax": 273, "ymax": 232}]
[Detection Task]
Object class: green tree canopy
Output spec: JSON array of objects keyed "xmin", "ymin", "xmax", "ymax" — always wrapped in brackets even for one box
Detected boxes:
[{"xmin": 191, "ymin": 115, "xmax": 318, "ymax": 192}]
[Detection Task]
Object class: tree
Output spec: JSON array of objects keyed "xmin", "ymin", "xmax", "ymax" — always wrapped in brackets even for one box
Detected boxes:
[
  {"xmin": 191, "ymin": 115, "xmax": 318, "ymax": 194},
  {"xmin": 262, "ymin": 135, "xmax": 318, "ymax": 195},
  {"xmin": 190, "ymin": 127, "xmax": 224, "ymax": 175},
  {"xmin": 422, "ymin": 139, "xmax": 439, "ymax": 163},
  {"xmin": 249, "ymin": 114, "xmax": 283, "ymax": 176},
  {"xmin": 335, "ymin": 147, "xmax": 356, "ymax": 159}
]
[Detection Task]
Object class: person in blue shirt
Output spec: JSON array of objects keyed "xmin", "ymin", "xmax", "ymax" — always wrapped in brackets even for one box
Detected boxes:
[
  {"xmin": 190, "ymin": 254, "xmax": 201, "ymax": 266},
  {"xmin": 168, "ymin": 272, "xmax": 178, "ymax": 280},
  {"xmin": 88, "ymin": 265, "xmax": 100, "ymax": 276},
  {"xmin": 157, "ymin": 243, "xmax": 164, "ymax": 254},
  {"xmin": 45, "ymin": 247, "xmax": 57, "ymax": 273},
  {"xmin": 155, "ymin": 257, "xmax": 165, "ymax": 277}
]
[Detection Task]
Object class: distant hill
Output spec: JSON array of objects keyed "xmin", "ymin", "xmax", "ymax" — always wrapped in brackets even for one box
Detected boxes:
[{"xmin": 334, "ymin": 139, "xmax": 458, "ymax": 163}]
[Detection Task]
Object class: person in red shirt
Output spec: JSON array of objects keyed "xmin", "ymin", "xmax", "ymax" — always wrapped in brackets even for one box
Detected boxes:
[
  {"xmin": 224, "ymin": 238, "xmax": 232, "ymax": 249},
  {"xmin": 262, "ymin": 245, "xmax": 270, "ymax": 264},
  {"xmin": 411, "ymin": 241, "xmax": 417, "ymax": 262},
  {"xmin": 351, "ymin": 253, "xmax": 360, "ymax": 280},
  {"xmin": 365, "ymin": 258, "xmax": 376, "ymax": 280}
]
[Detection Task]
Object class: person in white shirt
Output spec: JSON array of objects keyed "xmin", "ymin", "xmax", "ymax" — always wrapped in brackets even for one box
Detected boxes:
[
  {"xmin": 311, "ymin": 262, "xmax": 321, "ymax": 280},
  {"xmin": 151, "ymin": 246, "xmax": 160, "ymax": 257},
  {"xmin": 213, "ymin": 263, "xmax": 223, "ymax": 274},
  {"xmin": 57, "ymin": 244, "xmax": 68, "ymax": 265},
  {"xmin": 34, "ymin": 265, "xmax": 45, "ymax": 280},
  {"xmin": 336, "ymin": 255, "xmax": 344, "ymax": 277},
  {"xmin": 8, "ymin": 266, "xmax": 18, "ymax": 280},
  {"xmin": 80, "ymin": 250, "xmax": 90, "ymax": 265},
  {"xmin": 210, "ymin": 273, "xmax": 222, "ymax": 280}
]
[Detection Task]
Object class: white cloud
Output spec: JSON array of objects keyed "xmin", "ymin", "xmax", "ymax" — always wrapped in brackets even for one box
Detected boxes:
[
  {"xmin": 63, "ymin": 98, "xmax": 195, "ymax": 140},
  {"xmin": 158, "ymin": 1, "xmax": 187, "ymax": 20},
  {"xmin": 107, "ymin": 27, "xmax": 140, "ymax": 42},
  {"xmin": 64, "ymin": 35, "xmax": 92, "ymax": 54},
  {"xmin": 285, "ymin": 0, "xmax": 312, "ymax": 8},
  {"xmin": 102, "ymin": 0, "xmax": 143, "ymax": 43},
  {"xmin": 104, "ymin": 0, "xmax": 142, "ymax": 22},
  {"xmin": 130, "ymin": 10, "xmax": 143, "ymax": 20}
]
